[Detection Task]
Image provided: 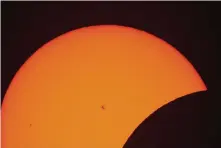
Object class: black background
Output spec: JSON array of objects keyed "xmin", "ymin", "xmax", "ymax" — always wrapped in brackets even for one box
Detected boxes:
[{"xmin": 1, "ymin": 2, "xmax": 220, "ymax": 148}]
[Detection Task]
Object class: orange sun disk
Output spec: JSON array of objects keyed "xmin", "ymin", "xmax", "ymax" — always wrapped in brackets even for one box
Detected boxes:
[{"xmin": 1, "ymin": 25, "xmax": 207, "ymax": 148}]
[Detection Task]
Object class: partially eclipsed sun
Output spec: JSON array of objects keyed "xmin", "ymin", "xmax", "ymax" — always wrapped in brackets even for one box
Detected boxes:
[{"xmin": 2, "ymin": 25, "xmax": 207, "ymax": 148}]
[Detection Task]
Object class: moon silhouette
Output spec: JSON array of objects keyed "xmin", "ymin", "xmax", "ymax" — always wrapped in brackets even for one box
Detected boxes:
[{"xmin": 1, "ymin": 25, "xmax": 207, "ymax": 148}]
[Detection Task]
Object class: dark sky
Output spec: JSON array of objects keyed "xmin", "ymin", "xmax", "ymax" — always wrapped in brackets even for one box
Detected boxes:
[{"xmin": 1, "ymin": 2, "xmax": 220, "ymax": 148}]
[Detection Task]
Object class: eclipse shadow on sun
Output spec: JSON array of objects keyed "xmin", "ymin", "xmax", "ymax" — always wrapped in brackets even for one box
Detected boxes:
[{"xmin": 123, "ymin": 91, "xmax": 216, "ymax": 148}]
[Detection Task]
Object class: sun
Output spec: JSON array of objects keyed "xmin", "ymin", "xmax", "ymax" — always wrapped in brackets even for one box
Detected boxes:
[{"xmin": 1, "ymin": 25, "xmax": 207, "ymax": 148}]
